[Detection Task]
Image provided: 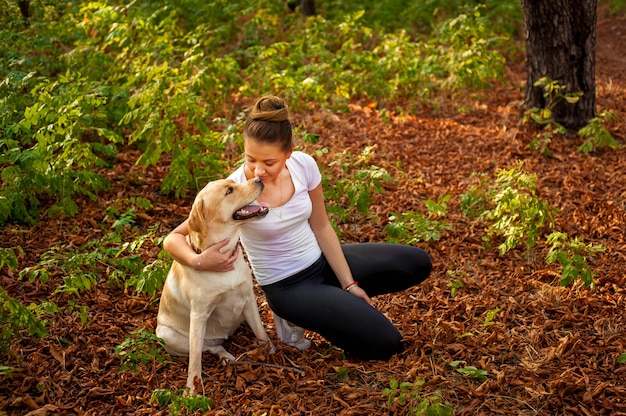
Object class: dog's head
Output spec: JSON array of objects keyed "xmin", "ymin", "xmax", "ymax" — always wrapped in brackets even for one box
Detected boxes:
[{"xmin": 187, "ymin": 178, "xmax": 269, "ymax": 251}]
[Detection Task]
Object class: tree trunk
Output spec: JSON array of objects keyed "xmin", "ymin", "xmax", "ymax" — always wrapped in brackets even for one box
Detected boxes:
[
  {"xmin": 521, "ymin": 0, "xmax": 597, "ymax": 132},
  {"xmin": 288, "ymin": 0, "xmax": 316, "ymax": 16},
  {"xmin": 18, "ymin": 0, "xmax": 30, "ymax": 23}
]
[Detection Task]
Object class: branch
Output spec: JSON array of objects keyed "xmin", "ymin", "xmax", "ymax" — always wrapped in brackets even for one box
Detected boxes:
[{"xmin": 226, "ymin": 359, "xmax": 306, "ymax": 376}]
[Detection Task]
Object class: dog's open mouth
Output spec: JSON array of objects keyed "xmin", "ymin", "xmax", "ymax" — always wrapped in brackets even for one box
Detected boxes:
[{"xmin": 233, "ymin": 202, "xmax": 270, "ymax": 220}]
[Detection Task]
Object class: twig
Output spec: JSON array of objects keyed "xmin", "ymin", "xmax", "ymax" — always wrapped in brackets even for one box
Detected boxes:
[{"xmin": 227, "ymin": 359, "xmax": 306, "ymax": 376}]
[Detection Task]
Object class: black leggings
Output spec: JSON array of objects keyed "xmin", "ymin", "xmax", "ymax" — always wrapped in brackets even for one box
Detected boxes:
[{"xmin": 261, "ymin": 243, "xmax": 432, "ymax": 360}]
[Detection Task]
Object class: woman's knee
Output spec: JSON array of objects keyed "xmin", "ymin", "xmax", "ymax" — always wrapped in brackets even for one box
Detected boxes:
[
  {"xmin": 351, "ymin": 325, "xmax": 403, "ymax": 361},
  {"xmin": 416, "ymin": 247, "xmax": 433, "ymax": 278}
]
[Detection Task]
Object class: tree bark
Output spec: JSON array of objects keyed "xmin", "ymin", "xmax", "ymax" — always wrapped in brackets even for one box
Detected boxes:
[
  {"xmin": 521, "ymin": 0, "xmax": 597, "ymax": 132},
  {"xmin": 18, "ymin": 0, "xmax": 30, "ymax": 22},
  {"xmin": 288, "ymin": 0, "xmax": 316, "ymax": 16}
]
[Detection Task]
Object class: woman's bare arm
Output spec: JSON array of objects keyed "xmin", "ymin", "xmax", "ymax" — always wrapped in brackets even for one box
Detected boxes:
[
  {"xmin": 308, "ymin": 184, "xmax": 373, "ymax": 306},
  {"xmin": 163, "ymin": 219, "xmax": 239, "ymax": 272}
]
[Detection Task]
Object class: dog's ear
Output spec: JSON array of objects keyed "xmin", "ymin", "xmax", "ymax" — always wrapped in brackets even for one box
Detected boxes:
[{"xmin": 188, "ymin": 199, "xmax": 206, "ymax": 233}]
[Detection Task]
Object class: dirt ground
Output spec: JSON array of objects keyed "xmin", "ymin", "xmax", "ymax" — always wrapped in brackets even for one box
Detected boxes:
[{"xmin": 1, "ymin": 5, "xmax": 625, "ymax": 416}]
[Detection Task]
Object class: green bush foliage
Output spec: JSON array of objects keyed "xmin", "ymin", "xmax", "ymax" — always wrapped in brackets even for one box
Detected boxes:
[
  {"xmin": 320, "ymin": 146, "xmax": 393, "ymax": 229},
  {"xmin": 115, "ymin": 328, "xmax": 169, "ymax": 372},
  {"xmin": 460, "ymin": 164, "xmax": 603, "ymax": 288},
  {"xmin": 385, "ymin": 195, "xmax": 453, "ymax": 244},
  {"xmin": 577, "ymin": 110, "xmax": 622, "ymax": 154},
  {"xmin": 545, "ymin": 231, "xmax": 605, "ymax": 288},
  {"xmin": 0, "ymin": 286, "xmax": 48, "ymax": 355},
  {"xmin": 19, "ymin": 224, "xmax": 168, "ymax": 299},
  {"xmin": 523, "ymin": 78, "xmax": 622, "ymax": 155},
  {"xmin": 461, "ymin": 162, "xmax": 554, "ymax": 255},
  {"xmin": 1, "ymin": 71, "xmax": 116, "ymax": 224},
  {"xmin": 151, "ymin": 388, "xmax": 214, "ymax": 415},
  {"xmin": 0, "ymin": 247, "xmax": 48, "ymax": 361},
  {"xmin": 2, "ymin": 0, "xmax": 511, "ymax": 225},
  {"xmin": 382, "ymin": 377, "xmax": 452, "ymax": 415}
]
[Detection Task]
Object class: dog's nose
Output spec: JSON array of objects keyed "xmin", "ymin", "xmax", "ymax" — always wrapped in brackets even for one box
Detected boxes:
[{"xmin": 254, "ymin": 177, "xmax": 264, "ymax": 189}]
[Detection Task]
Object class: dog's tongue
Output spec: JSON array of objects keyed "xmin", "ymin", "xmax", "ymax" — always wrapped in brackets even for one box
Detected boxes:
[
  {"xmin": 234, "ymin": 202, "xmax": 270, "ymax": 219},
  {"xmin": 241, "ymin": 203, "xmax": 266, "ymax": 214}
]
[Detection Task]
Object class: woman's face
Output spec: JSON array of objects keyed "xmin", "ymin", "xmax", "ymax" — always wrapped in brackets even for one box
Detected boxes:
[{"xmin": 243, "ymin": 137, "xmax": 292, "ymax": 184}]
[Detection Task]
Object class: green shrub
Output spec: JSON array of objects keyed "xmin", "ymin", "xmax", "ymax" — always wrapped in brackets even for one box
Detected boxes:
[
  {"xmin": 577, "ymin": 110, "xmax": 622, "ymax": 154},
  {"xmin": 0, "ymin": 247, "xmax": 22, "ymax": 270},
  {"xmin": 430, "ymin": 5, "xmax": 506, "ymax": 91},
  {"xmin": 320, "ymin": 146, "xmax": 392, "ymax": 229},
  {"xmin": 20, "ymin": 204, "xmax": 168, "ymax": 298},
  {"xmin": 449, "ymin": 360, "xmax": 489, "ymax": 381},
  {"xmin": 461, "ymin": 162, "xmax": 553, "ymax": 254},
  {"xmin": 460, "ymin": 166, "xmax": 604, "ymax": 288},
  {"xmin": 118, "ymin": 227, "xmax": 170, "ymax": 297},
  {"xmin": 2, "ymin": 0, "xmax": 514, "ymax": 222},
  {"xmin": 243, "ymin": 5, "xmax": 505, "ymax": 107},
  {"xmin": 487, "ymin": 165, "xmax": 553, "ymax": 254},
  {"xmin": 382, "ymin": 377, "xmax": 452, "ymax": 415},
  {"xmin": 0, "ymin": 286, "xmax": 48, "ymax": 355},
  {"xmin": 385, "ymin": 196, "xmax": 453, "ymax": 244},
  {"xmin": 1, "ymin": 72, "xmax": 117, "ymax": 224},
  {"xmin": 81, "ymin": 2, "xmax": 234, "ymax": 196},
  {"xmin": 460, "ymin": 173, "xmax": 491, "ymax": 218},
  {"xmin": 115, "ymin": 328, "xmax": 169, "ymax": 372},
  {"xmin": 322, "ymin": 0, "xmax": 522, "ymax": 38},
  {"xmin": 1, "ymin": 247, "xmax": 50, "ymax": 361},
  {"xmin": 545, "ymin": 231, "xmax": 604, "ymax": 288},
  {"xmin": 523, "ymin": 77, "xmax": 583, "ymax": 155},
  {"xmin": 151, "ymin": 388, "xmax": 213, "ymax": 415}
]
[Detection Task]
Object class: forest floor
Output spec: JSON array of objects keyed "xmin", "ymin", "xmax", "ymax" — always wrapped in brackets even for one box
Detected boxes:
[{"xmin": 2, "ymin": 6, "xmax": 625, "ymax": 416}]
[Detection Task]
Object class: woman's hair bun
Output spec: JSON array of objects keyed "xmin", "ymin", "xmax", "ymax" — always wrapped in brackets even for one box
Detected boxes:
[
  {"xmin": 243, "ymin": 95, "xmax": 293, "ymax": 151},
  {"xmin": 250, "ymin": 95, "xmax": 289, "ymax": 122}
]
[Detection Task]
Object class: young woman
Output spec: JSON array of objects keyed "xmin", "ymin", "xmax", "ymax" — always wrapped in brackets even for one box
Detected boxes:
[{"xmin": 163, "ymin": 95, "xmax": 432, "ymax": 360}]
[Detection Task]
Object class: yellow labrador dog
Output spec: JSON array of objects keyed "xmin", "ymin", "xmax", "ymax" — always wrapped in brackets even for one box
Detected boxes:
[{"xmin": 156, "ymin": 177, "xmax": 274, "ymax": 393}]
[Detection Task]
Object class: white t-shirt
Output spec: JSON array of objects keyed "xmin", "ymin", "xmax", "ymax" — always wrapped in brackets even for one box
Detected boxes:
[{"xmin": 228, "ymin": 151, "xmax": 323, "ymax": 285}]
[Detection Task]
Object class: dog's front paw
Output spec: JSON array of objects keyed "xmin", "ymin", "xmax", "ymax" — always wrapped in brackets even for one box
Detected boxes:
[
  {"xmin": 256, "ymin": 339, "xmax": 276, "ymax": 355},
  {"xmin": 186, "ymin": 374, "xmax": 203, "ymax": 395},
  {"xmin": 217, "ymin": 351, "xmax": 236, "ymax": 365}
]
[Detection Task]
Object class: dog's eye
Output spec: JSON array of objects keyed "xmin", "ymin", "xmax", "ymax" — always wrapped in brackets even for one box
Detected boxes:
[{"xmin": 225, "ymin": 187, "xmax": 234, "ymax": 195}]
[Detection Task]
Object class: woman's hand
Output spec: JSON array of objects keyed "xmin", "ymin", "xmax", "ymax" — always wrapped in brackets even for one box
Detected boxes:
[
  {"xmin": 347, "ymin": 285, "xmax": 374, "ymax": 307},
  {"xmin": 196, "ymin": 238, "xmax": 239, "ymax": 272}
]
